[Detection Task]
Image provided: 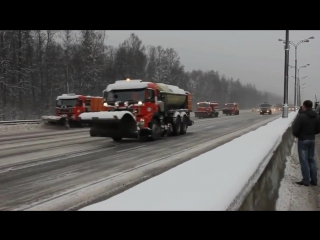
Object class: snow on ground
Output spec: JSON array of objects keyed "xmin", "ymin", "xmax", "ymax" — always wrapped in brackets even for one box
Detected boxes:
[
  {"xmin": 0, "ymin": 123, "xmax": 42, "ymax": 134},
  {"xmin": 276, "ymin": 136, "xmax": 320, "ymax": 211},
  {"xmin": 80, "ymin": 112, "xmax": 297, "ymax": 211}
]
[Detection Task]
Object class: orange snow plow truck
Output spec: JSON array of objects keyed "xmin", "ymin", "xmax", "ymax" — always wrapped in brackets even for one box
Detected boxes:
[
  {"xmin": 222, "ymin": 102, "xmax": 239, "ymax": 115},
  {"xmin": 41, "ymin": 93, "xmax": 106, "ymax": 129},
  {"xmin": 78, "ymin": 79, "xmax": 194, "ymax": 142},
  {"xmin": 194, "ymin": 101, "xmax": 219, "ymax": 118}
]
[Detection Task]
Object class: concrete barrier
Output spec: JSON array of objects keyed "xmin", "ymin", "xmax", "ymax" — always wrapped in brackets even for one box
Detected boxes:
[{"xmin": 236, "ymin": 120, "xmax": 296, "ymax": 210}]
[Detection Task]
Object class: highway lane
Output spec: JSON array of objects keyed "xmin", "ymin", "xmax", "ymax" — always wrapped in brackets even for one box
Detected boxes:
[
  {"xmin": 0, "ymin": 110, "xmax": 280, "ymax": 210},
  {"xmin": 0, "ymin": 111, "xmax": 247, "ymax": 163}
]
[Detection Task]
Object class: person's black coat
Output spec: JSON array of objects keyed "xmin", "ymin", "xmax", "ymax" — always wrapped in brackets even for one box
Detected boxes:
[{"xmin": 292, "ymin": 109, "xmax": 320, "ymax": 140}]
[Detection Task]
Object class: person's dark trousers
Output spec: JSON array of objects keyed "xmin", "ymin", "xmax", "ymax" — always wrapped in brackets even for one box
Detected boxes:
[{"xmin": 297, "ymin": 140, "xmax": 318, "ymax": 184}]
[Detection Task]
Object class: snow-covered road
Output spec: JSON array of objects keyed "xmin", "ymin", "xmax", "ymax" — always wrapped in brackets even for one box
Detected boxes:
[{"xmin": 0, "ymin": 110, "xmax": 279, "ymax": 210}]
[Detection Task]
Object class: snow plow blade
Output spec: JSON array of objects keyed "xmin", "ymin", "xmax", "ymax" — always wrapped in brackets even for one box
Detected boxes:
[
  {"xmin": 41, "ymin": 115, "xmax": 69, "ymax": 129},
  {"xmin": 79, "ymin": 111, "xmax": 138, "ymax": 138},
  {"xmin": 194, "ymin": 111, "xmax": 212, "ymax": 118}
]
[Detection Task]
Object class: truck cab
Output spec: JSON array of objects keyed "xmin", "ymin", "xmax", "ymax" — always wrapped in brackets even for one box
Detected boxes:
[
  {"xmin": 195, "ymin": 101, "xmax": 219, "ymax": 118},
  {"xmin": 222, "ymin": 102, "xmax": 239, "ymax": 115},
  {"xmin": 102, "ymin": 81, "xmax": 158, "ymax": 129},
  {"xmin": 55, "ymin": 93, "xmax": 86, "ymax": 121},
  {"xmin": 55, "ymin": 94, "xmax": 105, "ymax": 122}
]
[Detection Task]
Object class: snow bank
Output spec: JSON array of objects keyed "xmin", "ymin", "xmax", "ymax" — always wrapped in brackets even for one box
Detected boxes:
[
  {"xmin": 80, "ymin": 112, "xmax": 298, "ymax": 211},
  {"xmin": 0, "ymin": 123, "xmax": 42, "ymax": 134}
]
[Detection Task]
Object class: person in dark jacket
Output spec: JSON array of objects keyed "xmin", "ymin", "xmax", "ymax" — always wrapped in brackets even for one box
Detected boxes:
[{"xmin": 292, "ymin": 100, "xmax": 320, "ymax": 186}]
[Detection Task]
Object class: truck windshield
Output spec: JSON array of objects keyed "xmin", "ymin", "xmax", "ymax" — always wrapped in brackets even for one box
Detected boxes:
[
  {"xmin": 198, "ymin": 103, "xmax": 209, "ymax": 107},
  {"xmin": 105, "ymin": 89, "xmax": 145, "ymax": 102},
  {"xmin": 260, "ymin": 104, "xmax": 270, "ymax": 107},
  {"xmin": 226, "ymin": 104, "xmax": 235, "ymax": 107},
  {"xmin": 56, "ymin": 99, "xmax": 77, "ymax": 107}
]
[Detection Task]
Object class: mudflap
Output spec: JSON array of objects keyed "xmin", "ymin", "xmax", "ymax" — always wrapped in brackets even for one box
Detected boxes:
[
  {"xmin": 194, "ymin": 111, "xmax": 211, "ymax": 118},
  {"xmin": 79, "ymin": 111, "xmax": 138, "ymax": 139},
  {"xmin": 41, "ymin": 115, "xmax": 70, "ymax": 129}
]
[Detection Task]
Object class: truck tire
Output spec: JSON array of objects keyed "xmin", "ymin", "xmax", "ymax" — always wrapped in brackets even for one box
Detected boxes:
[
  {"xmin": 149, "ymin": 119, "xmax": 161, "ymax": 140},
  {"xmin": 214, "ymin": 112, "xmax": 219, "ymax": 117},
  {"xmin": 180, "ymin": 116, "xmax": 187, "ymax": 135},
  {"xmin": 90, "ymin": 127, "xmax": 97, "ymax": 137},
  {"xmin": 112, "ymin": 136, "xmax": 122, "ymax": 142},
  {"xmin": 172, "ymin": 116, "xmax": 181, "ymax": 136}
]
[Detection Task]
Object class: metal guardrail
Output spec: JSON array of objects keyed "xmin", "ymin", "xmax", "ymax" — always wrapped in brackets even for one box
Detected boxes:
[{"xmin": 0, "ymin": 120, "xmax": 42, "ymax": 125}]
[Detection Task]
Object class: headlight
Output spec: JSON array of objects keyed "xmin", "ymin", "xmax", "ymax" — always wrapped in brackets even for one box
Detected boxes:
[
  {"xmin": 115, "ymin": 102, "xmax": 119, "ymax": 107},
  {"xmin": 124, "ymin": 101, "xmax": 128, "ymax": 106},
  {"xmin": 138, "ymin": 118, "xmax": 144, "ymax": 126},
  {"xmin": 103, "ymin": 102, "xmax": 108, "ymax": 107},
  {"xmin": 138, "ymin": 101, "xmax": 143, "ymax": 105}
]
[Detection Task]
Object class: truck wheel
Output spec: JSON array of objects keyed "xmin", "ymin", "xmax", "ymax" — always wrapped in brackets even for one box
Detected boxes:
[
  {"xmin": 112, "ymin": 137, "xmax": 122, "ymax": 142},
  {"xmin": 172, "ymin": 116, "xmax": 181, "ymax": 136},
  {"xmin": 149, "ymin": 119, "xmax": 161, "ymax": 140},
  {"xmin": 214, "ymin": 112, "xmax": 219, "ymax": 117},
  {"xmin": 90, "ymin": 127, "xmax": 97, "ymax": 137},
  {"xmin": 180, "ymin": 117, "xmax": 187, "ymax": 135}
]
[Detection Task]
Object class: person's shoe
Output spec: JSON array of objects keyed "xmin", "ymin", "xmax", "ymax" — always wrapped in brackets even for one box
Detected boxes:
[
  {"xmin": 310, "ymin": 181, "xmax": 317, "ymax": 186},
  {"xmin": 295, "ymin": 181, "xmax": 309, "ymax": 186}
]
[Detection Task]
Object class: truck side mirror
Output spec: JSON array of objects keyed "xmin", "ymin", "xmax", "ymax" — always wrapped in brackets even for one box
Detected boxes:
[{"xmin": 159, "ymin": 91, "xmax": 165, "ymax": 99}]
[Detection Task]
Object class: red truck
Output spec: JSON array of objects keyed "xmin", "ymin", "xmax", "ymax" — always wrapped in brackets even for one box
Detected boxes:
[
  {"xmin": 78, "ymin": 79, "xmax": 194, "ymax": 141},
  {"xmin": 42, "ymin": 93, "xmax": 106, "ymax": 129},
  {"xmin": 222, "ymin": 102, "xmax": 239, "ymax": 115},
  {"xmin": 194, "ymin": 101, "xmax": 219, "ymax": 118}
]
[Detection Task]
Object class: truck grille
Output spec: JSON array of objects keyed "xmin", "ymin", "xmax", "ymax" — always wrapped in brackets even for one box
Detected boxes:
[{"xmin": 59, "ymin": 108, "xmax": 72, "ymax": 113}]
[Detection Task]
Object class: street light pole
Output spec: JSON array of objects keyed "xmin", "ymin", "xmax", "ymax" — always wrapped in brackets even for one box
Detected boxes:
[
  {"xmin": 300, "ymin": 83, "xmax": 306, "ymax": 105},
  {"xmin": 278, "ymin": 36, "xmax": 314, "ymax": 111},
  {"xmin": 291, "ymin": 76, "xmax": 308, "ymax": 107},
  {"xmin": 301, "ymin": 85, "xmax": 306, "ymax": 104},
  {"xmin": 283, "ymin": 30, "xmax": 289, "ymax": 118},
  {"xmin": 297, "ymin": 64, "xmax": 310, "ymax": 106}
]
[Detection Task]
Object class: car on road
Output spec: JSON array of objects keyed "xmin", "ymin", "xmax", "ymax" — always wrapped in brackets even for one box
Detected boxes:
[
  {"xmin": 272, "ymin": 105, "xmax": 279, "ymax": 112},
  {"xmin": 288, "ymin": 104, "xmax": 295, "ymax": 111},
  {"xmin": 259, "ymin": 102, "xmax": 272, "ymax": 115}
]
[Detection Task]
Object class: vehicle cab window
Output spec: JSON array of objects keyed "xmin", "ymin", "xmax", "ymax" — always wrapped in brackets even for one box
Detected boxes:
[
  {"xmin": 76, "ymin": 99, "xmax": 82, "ymax": 106},
  {"xmin": 146, "ymin": 89, "xmax": 155, "ymax": 102},
  {"xmin": 85, "ymin": 99, "xmax": 91, "ymax": 106}
]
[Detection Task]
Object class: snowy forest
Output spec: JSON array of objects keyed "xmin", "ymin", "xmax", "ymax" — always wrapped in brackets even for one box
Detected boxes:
[{"xmin": 0, "ymin": 30, "xmax": 282, "ymax": 120}]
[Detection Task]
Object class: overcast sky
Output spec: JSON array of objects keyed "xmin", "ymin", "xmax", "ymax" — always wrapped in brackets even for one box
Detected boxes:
[{"xmin": 103, "ymin": 30, "xmax": 319, "ymax": 104}]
